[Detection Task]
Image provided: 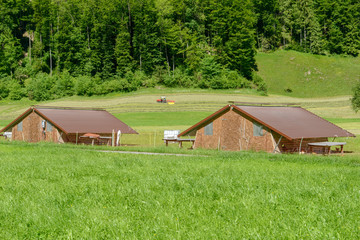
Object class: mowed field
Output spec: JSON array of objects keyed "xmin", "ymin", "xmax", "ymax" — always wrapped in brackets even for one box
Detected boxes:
[
  {"xmin": 1, "ymin": 88, "xmax": 360, "ymax": 148},
  {"xmin": 1, "ymin": 88, "xmax": 360, "ymax": 238}
]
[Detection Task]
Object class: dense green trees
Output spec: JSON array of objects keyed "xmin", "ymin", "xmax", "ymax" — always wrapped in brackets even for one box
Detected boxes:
[{"xmin": 0, "ymin": 0, "xmax": 359, "ymax": 100}]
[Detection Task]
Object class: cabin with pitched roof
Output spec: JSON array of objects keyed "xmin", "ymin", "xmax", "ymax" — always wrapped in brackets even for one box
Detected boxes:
[
  {"xmin": 178, "ymin": 105, "xmax": 355, "ymax": 153},
  {"xmin": 0, "ymin": 106, "xmax": 138, "ymax": 145}
]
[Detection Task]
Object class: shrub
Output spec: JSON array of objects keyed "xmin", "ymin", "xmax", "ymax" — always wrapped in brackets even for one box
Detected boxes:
[
  {"xmin": 199, "ymin": 55, "xmax": 222, "ymax": 80},
  {"xmin": 74, "ymin": 75, "xmax": 95, "ymax": 96},
  {"xmin": 0, "ymin": 76, "xmax": 11, "ymax": 99},
  {"xmin": 53, "ymin": 71, "xmax": 75, "ymax": 97},
  {"xmin": 223, "ymin": 70, "xmax": 250, "ymax": 89},
  {"xmin": 9, "ymin": 81, "xmax": 26, "ymax": 100},
  {"xmin": 253, "ymin": 73, "xmax": 268, "ymax": 95},
  {"xmin": 25, "ymin": 73, "xmax": 55, "ymax": 101},
  {"xmin": 101, "ymin": 78, "xmax": 132, "ymax": 94},
  {"xmin": 351, "ymin": 81, "xmax": 360, "ymax": 112},
  {"xmin": 163, "ymin": 68, "xmax": 195, "ymax": 88}
]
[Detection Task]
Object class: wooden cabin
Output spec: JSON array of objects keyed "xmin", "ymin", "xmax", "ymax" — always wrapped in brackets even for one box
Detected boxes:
[
  {"xmin": 178, "ymin": 105, "xmax": 355, "ymax": 153},
  {"xmin": 0, "ymin": 106, "xmax": 138, "ymax": 145}
]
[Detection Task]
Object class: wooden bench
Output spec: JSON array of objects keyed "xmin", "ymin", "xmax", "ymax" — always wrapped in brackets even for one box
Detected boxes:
[
  {"xmin": 308, "ymin": 142, "xmax": 346, "ymax": 155},
  {"xmin": 163, "ymin": 138, "xmax": 195, "ymax": 149}
]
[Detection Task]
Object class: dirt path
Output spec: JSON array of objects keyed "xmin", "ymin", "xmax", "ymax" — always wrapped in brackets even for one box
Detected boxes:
[{"xmin": 96, "ymin": 150, "xmax": 207, "ymax": 157}]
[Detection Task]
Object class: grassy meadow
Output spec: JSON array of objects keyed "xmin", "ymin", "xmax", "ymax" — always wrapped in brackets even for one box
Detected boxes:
[
  {"xmin": 257, "ymin": 50, "xmax": 360, "ymax": 97},
  {"xmin": 0, "ymin": 141, "xmax": 360, "ymax": 239},
  {"xmin": 1, "ymin": 51, "xmax": 360, "ymax": 238}
]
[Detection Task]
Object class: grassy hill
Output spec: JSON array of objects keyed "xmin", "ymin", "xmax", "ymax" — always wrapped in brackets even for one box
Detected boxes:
[{"xmin": 256, "ymin": 50, "xmax": 360, "ymax": 97}]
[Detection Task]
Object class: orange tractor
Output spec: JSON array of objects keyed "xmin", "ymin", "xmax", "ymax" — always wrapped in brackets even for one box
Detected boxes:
[{"xmin": 156, "ymin": 96, "xmax": 175, "ymax": 104}]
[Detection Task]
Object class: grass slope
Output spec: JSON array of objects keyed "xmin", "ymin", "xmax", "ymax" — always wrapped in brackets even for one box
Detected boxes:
[
  {"xmin": 257, "ymin": 50, "xmax": 360, "ymax": 97},
  {"xmin": 0, "ymin": 141, "xmax": 359, "ymax": 238}
]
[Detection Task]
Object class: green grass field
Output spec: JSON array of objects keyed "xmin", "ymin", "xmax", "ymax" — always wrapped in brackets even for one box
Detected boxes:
[
  {"xmin": 1, "ymin": 51, "xmax": 360, "ymax": 238},
  {"xmin": 257, "ymin": 50, "xmax": 360, "ymax": 97},
  {"xmin": 0, "ymin": 141, "xmax": 359, "ymax": 239}
]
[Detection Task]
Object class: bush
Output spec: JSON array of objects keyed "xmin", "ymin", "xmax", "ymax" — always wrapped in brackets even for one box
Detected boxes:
[
  {"xmin": 164, "ymin": 68, "xmax": 195, "ymax": 88},
  {"xmin": 253, "ymin": 73, "xmax": 268, "ymax": 96},
  {"xmin": 125, "ymin": 70, "xmax": 145, "ymax": 90},
  {"xmin": 351, "ymin": 81, "xmax": 360, "ymax": 112},
  {"xmin": 53, "ymin": 71, "xmax": 75, "ymax": 97},
  {"xmin": 9, "ymin": 81, "xmax": 26, "ymax": 100},
  {"xmin": 101, "ymin": 78, "xmax": 132, "ymax": 94},
  {"xmin": 74, "ymin": 75, "xmax": 95, "ymax": 96},
  {"xmin": 25, "ymin": 73, "xmax": 55, "ymax": 101},
  {"xmin": 223, "ymin": 70, "xmax": 250, "ymax": 89},
  {"xmin": 199, "ymin": 55, "xmax": 222, "ymax": 80},
  {"xmin": 0, "ymin": 76, "xmax": 11, "ymax": 99}
]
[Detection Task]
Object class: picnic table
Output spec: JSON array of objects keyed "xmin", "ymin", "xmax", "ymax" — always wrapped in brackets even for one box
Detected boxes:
[
  {"xmin": 308, "ymin": 142, "xmax": 346, "ymax": 155},
  {"xmin": 163, "ymin": 138, "xmax": 195, "ymax": 149}
]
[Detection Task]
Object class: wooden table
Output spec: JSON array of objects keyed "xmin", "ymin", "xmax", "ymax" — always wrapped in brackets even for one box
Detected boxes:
[
  {"xmin": 163, "ymin": 138, "xmax": 195, "ymax": 148},
  {"xmin": 308, "ymin": 142, "xmax": 346, "ymax": 155}
]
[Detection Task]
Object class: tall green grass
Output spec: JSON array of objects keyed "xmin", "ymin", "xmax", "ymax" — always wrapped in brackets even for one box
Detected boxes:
[{"xmin": 0, "ymin": 141, "xmax": 359, "ymax": 238}]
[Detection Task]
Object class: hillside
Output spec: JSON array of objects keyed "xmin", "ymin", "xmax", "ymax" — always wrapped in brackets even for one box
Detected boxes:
[{"xmin": 257, "ymin": 50, "xmax": 360, "ymax": 97}]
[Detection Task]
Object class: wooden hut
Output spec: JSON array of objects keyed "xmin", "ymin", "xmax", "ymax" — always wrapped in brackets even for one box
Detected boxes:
[
  {"xmin": 178, "ymin": 104, "xmax": 355, "ymax": 153},
  {"xmin": 0, "ymin": 106, "xmax": 137, "ymax": 145}
]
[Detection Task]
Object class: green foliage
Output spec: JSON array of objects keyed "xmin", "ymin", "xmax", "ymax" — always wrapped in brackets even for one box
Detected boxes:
[
  {"xmin": 74, "ymin": 75, "xmax": 96, "ymax": 96},
  {"xmin": 1, "ymin": 0, "xmax": 360, "ymax": 100},
  {"xmin": 25, "ymin": 72, "xmax": 55, "ymax": 101},
  {"xmin": 8, "ymin": 81, "xmax": 25, "ymax": 100},
  {"xmin": 351, "ymin": 81, "xmax": 360, "ymax": 112},
  {"xmin": 163, "ymin": 68, "xmax": 194, "ymax": 88},
  {"xmin": 0, "ymin": 76, "xmax": 11, "ymax": 99},
  {"xmin": 52, "ymin": 71, "xmax": 75, "ymax": 98}
]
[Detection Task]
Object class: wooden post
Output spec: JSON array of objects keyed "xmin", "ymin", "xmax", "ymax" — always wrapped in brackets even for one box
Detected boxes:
[
  {"xmin": 299, "ymin": 137, "xmax": 303, "ymax": 154},
  {"xmin": 112, "ymin": 129, "xmax": 115, "ymax": 147},
  {"xmin": 154, "ymin": 131, "xmax": 156, "ymax": 147},
  {"xmin": 341, "ymin": 145, "xmax": 344, "ymax": 156},
  {"xmin": 273, "ymin": 136, "xmax": 283, "ymax": 153},
  {"xmin": 76, "ymin": 131, "xmax": 78, "ymax": 145}
]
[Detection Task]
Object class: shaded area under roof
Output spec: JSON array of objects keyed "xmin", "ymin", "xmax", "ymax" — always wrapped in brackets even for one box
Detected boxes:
[
  {"xmin": 36, "ymin": 108, "xmax": 138, "ymax": 134},
  {"xmin": 233, "ymin": 105, "xmax": 355, "ymax": 139}
]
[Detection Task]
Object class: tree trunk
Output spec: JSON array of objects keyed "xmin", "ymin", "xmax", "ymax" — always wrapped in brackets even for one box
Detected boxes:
[
  {"xmin": 128, "ymin": 1, "xmax": 134, "ymax": 58},
  {"xmin": 29, "ymin": 32, "xmax": 31, "ymax": 65},
  {"xmin": 50, "ymin": 24, "xmax": 53, "ymax": 76}
]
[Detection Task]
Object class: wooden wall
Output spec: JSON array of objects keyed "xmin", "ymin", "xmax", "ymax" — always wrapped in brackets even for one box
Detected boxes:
[
  {"xmin": 194, "ymin": 109, "xmax": 327, "ymax": 153},
  {"xmin": 11, "ymin": 111, "xmax": 63, "ymax": 143}
]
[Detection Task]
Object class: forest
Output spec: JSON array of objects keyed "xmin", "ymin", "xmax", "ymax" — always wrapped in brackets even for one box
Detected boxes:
[{"xmin": 0, "ymin": 0, "xmax": 359, "ymax": 100}]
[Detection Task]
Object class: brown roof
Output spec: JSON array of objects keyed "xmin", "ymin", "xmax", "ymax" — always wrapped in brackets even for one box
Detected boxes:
[
  {"xmin": 179, "ymin": 105, "xmax": 355, "ymax": 140},
  {"xmin": 0, "ymin": 107, "xmax": 138, "ymax": 135}
]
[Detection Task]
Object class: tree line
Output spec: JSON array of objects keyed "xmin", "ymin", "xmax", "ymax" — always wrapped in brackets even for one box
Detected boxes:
[{"xmin": 0, "ymin": 0, "xmax": 359, "ymax": 101}]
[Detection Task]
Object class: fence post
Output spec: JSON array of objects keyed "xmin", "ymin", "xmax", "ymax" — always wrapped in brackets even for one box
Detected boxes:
[
  {"xmin": 112, "ymin": 129, "xmax": 115, "ymax": 147},
  {"xmin": 154, "ymin": 131, "xmax": 156, "ymax": 147}
]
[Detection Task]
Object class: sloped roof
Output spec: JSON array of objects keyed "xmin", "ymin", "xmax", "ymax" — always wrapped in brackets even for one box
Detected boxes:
[
  {"xmin": 179, "ymin": 105, "xmax": 355, "ymax": 140},
  {"xmin": 0, "ymin": 107, "xmax": 138, "ymax": 135}
]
